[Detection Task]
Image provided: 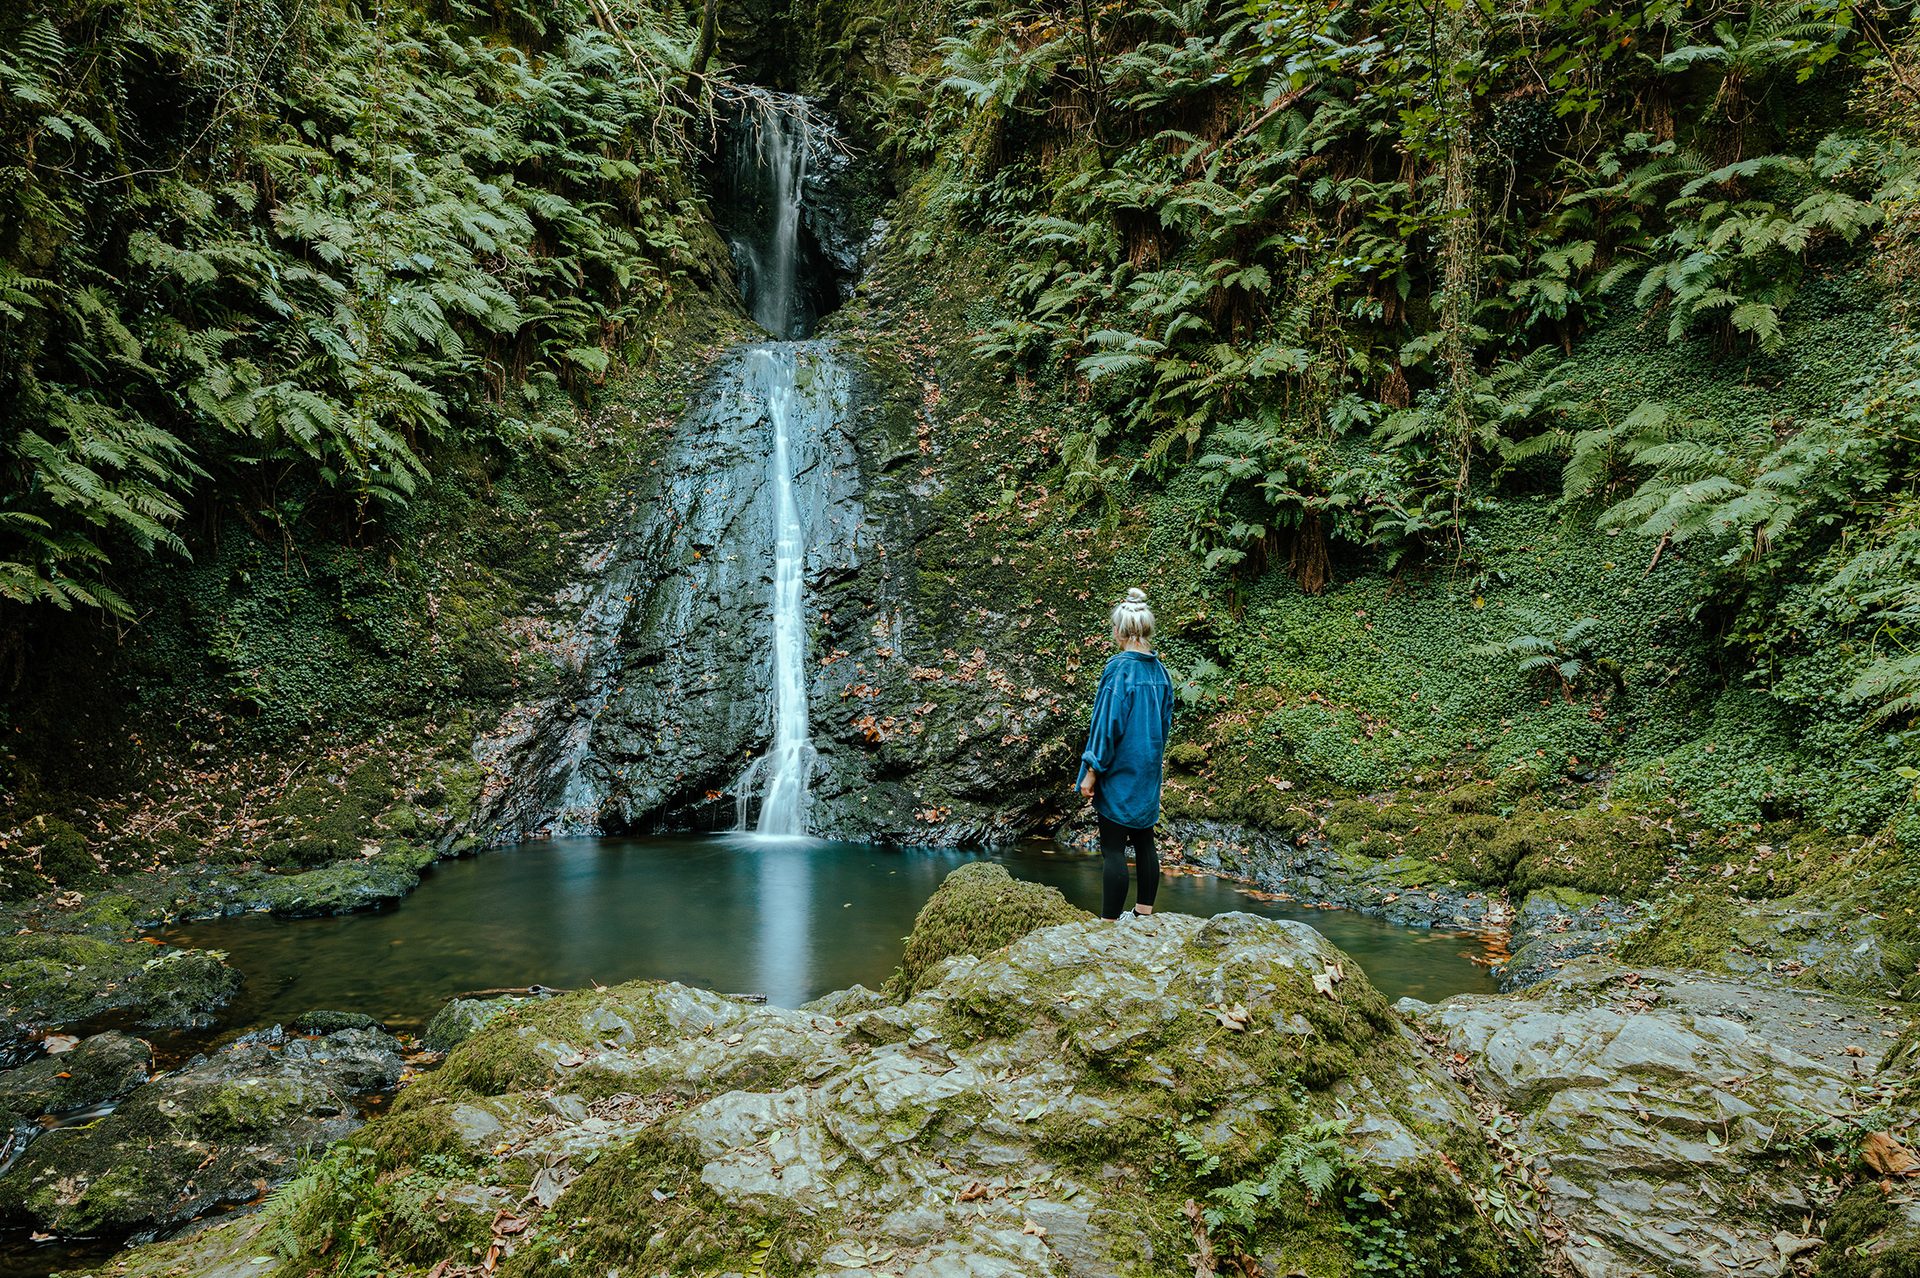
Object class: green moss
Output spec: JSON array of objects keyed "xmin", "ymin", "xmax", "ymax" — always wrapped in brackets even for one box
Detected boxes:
[
  {"xmin": 1618, "ymin": 891, "xmax": 1740, "ymax": 971},
  {"xmin": 69, "ymin": 892, "xmax": 146, "ymax": 932},
  {"xmin": 262, "ymin": 762, "xmax": 396, "ymax": 868},
  {"xmin": 0, "ymin": 932, "xmax": 238, "ymax": 1029},
  {"xmin": 888, "ymin": 861, "xmax": 1089, "ymax": 995},
  {"xmin": 1167, "ymin": 741, "xmax": 1210, "ymax": 771},
  {"xmin": 257, "ymin": 843, "xmax": 435, "ymax": 917},
  {"xmin": 1819, "ymin": 1182, "xmax": 1920, "ymax": 1278},
  {"xmin": 351, "ymin": 1100, "xmax": 476, "ymax": 1169},
  {"xmin": 501, "ymin": 1129, "xmax": 830, "ymax": 1278},
  {"xmin": 399, "ymin": 981, "xmax": 738, "ymax": 1107},
  {"xmin": 1318, "ymin": 795, "xmax": 1685, "ymax": 897},
  {"xmin": 27, "ymin": 814, "xmax": 102, "ymax": 886}
]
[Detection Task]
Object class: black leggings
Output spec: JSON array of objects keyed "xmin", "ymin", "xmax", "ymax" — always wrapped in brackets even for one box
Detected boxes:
[{"xmin": 1098, "ymin": 817, "xmax": 1160, "ymax": 919}]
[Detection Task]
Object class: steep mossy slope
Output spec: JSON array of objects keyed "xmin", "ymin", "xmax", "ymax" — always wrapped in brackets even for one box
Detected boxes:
[{"xmin": 765, "ymin": 0, "xmax": 1920, "ymax": 990}]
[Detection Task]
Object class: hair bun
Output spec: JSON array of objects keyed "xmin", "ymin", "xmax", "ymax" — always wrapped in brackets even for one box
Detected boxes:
[{"xmin": 1124, "ymin": 587, "xmax": 1148, "ymax": 605}]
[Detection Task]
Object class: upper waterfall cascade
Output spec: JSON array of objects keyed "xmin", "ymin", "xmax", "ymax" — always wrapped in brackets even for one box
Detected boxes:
[{"xmin": 722, "ymin": 97, "xmax": 845, "ymax": 341}]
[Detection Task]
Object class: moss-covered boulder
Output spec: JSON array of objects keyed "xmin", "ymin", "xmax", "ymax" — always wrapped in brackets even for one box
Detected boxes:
[
  {"xmin": 888, "ymin": 860, "xmax": 1088, "ymax": 995},
  {"xmin": 252, "ymin": 843, "xmax": 436, "ymax": 917},
  {"xmin": 0, "ymin": 1031, "xmax": 149, "ymax": 1127},
  {"xmin": 99, "ymin": 904, "xmax": 1525, "ymax": 1278},
  {"xmin": 0, "ymin": 932, "xmax": 239, "ymax": 1033},
  {"xmin": 0, "ymin": 1024, "xmax": 404, "ymax": 1237},
  {"xmin": 1408, "ymin": 961, "xmax": 1916, "ymax": 1278},
  {"xmin": 420, "ymin": 991, "xmax": 549, "ymax": 1054}
]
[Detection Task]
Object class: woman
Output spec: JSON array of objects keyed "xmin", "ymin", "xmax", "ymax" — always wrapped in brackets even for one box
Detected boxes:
[{"xmin": 1075, "ymin": 587, "xmax": 1174, "ymax": 920}]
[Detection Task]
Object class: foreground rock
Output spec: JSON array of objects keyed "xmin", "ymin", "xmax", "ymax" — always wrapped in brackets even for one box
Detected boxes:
[
  {"xmin": 89, "ymin": 866, "xmax": 1523, "ymax": 1277},
  {"xmin": 0, "ymin": 926, "xmax": 239, "ymax": 1048},
  {"xmin": 1404, "ymin": 961, "xmax": 1915, "ymax": 1278},
  {"xmin": 0, "ymin": 1031, "xmax": 150, "ymax": 1128},
  {"xmin": 0, "ymin": 1023, "xmax": 405, "ymax": 1238}
]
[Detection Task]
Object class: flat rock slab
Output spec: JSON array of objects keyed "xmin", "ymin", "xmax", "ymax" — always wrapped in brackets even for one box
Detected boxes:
[{"xmin": 1406, "ymin": 960, "xmax": 1915, "ymax": 1278}]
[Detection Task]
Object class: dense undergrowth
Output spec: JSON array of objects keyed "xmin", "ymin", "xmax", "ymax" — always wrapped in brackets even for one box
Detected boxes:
[
  {"xmin": 0, "ymin": 0, "xmax": 734, "ymax": 623},
  {"xmin": 798, "ymin": 0, "xmax": 1920, "ymax": 857}
]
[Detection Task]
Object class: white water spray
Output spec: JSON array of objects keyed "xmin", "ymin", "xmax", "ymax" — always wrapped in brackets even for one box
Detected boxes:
[{"xmin": 737, "ymin": 347, "xmax": 814, "ymax": 836}]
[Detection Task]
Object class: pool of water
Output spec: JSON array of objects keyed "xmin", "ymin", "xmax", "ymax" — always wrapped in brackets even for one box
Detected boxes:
[{"xmin": 165, "ymin": 835, "xmax": 1497, "ymax": 1031}]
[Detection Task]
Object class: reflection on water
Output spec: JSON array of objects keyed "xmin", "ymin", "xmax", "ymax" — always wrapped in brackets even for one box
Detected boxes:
[{"xmin": 168, "ymin": 835, "xmax": 1497, "ymax": 1030}]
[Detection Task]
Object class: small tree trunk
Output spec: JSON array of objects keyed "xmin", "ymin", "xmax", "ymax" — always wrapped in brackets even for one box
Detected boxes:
[
  {"xmin": 689, "ymin": 0, "xmax": 719, "ymax": 84},
  {"xmin": 1436, "ymin": 2, "xmax": 1480, "ymax": 558}
]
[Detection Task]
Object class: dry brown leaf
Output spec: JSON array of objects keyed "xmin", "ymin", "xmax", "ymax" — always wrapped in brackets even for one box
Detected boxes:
[{"xmin": 1862, "ymin": 1131, "xmax": 1918, "ymax": 1177}]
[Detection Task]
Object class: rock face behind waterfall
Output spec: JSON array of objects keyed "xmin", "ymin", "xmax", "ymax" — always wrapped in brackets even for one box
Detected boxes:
[
  {"xmin": 97, "ymin": 866, "xmax": 1520, "ymax": 1277},
  {"xmin": 473, "ymin": 343, "xmax": 865, "ymax": 838}
]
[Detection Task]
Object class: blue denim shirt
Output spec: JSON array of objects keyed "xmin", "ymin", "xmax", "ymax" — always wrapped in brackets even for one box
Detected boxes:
[{"xmin": 1075, "ymin": 651, "xmax": 1174, "ymax": 829}]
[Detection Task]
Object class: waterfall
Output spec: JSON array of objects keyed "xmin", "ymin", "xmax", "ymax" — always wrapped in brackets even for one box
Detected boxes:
[
  {"xmin": 728, "ymin": 96, "xmax": 826, "ymax": 837},
  {"xmin": 735, "ymin": 347, "xmax": 815, "ymax": 836},
  {"xmin": 726, "ymin": 99, "xmax": 819, "ymax": 340}
]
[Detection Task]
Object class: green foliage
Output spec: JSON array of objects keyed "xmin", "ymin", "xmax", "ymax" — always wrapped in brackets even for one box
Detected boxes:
[
  {"xmin": 0, "ymin": 0, "xmax": 715, "ymax": 617},
  {"xmin": 1196, "ymin": 1117, "xmax": 1352, "ymax": 1234},
  {"xmin": 262, "ymin": 1144, "xmax": 485, "ymax": 1275},
  {"xmin": 1472, "ymin": 606, "xmax": 1612, "ymax": 702},
  {"xmin": 898, "ymin": 0, "xmax": 1919, "ymax": 582}
]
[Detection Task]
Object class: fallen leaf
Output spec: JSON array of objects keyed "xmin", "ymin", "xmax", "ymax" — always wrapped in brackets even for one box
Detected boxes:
[
  {"xmin": 1022, "ymin": 1220, "xmax": 1047, "ymax": 1237},
  {"xmin": 1863, "ymin": 1131, "xmax": 1918, "ymax": 1177},
  {"xmin": 1214, "ymin": 1003, "xmax": 1250, "ymax": 1031}
]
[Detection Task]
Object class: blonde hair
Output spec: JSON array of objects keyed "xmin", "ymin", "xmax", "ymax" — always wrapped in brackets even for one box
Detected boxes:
[{"xmin": 1110, "ymin": 587, "xmax": 1155, "ymax": 643}]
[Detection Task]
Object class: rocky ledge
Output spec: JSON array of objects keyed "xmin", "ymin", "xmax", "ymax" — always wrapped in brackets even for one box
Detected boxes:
[
  {"xmin": 3, "ymin": 1020, "xmax": 405, "ymax": 1242},
  {"xmin": 1401, "ymin": 963, "xmax": 1916, "ymax": 1278},
  {"xmin": 57, "ymin": 865, "xmax": 1920, "ymax": 1278}
]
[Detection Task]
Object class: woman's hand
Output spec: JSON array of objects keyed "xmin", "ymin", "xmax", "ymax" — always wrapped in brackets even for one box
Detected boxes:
[{"xmin": 1079, "ymin": 769, "xmax": 1096, "ymax": 799}]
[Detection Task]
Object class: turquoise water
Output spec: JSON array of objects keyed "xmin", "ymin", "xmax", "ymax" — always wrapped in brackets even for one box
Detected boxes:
[{"xmin": 167, "ymin": 835, "xmax": 1498, "ymax": 1029}]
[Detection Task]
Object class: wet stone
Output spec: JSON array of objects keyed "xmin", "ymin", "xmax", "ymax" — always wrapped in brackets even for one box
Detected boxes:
[
  {"xmin": 0, "ymin": 1031, "xmax": 150, "ymax": 1126},
  {"xmin": 0, "ymin": 1023, "xmax": 405, "ymax": 1237},
  {"xmin": 1414, "ymin": 960, "xmax": 1914, "ymax": 1278}
]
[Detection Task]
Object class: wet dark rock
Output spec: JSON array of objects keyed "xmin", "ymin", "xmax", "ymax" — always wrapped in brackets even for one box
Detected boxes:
[
  {"xmin": 801, "ymin": 139, "xmax": 885, "ymax": 298},
  {"xmin": 471, "ymin": 342, "xmax": 873, "ymax": 839},
  {"xmin": 1168, "ymin": 818, "xmax": 1513, "ymax": 933},
  {"xmin": 288, "ymin": 1010, "xmax": 383, "ymax": 1035},
  {"xmin": 0, "ymin": 1023, "xmax": 405, "ymax": 1237},
  {"xmin": 0, "ymin": 1032, "xmax": 150, "ymax": 1126},
  {"xmin": 1498, "ymin": 888, "xmax": 1644, "ymax": 989}
]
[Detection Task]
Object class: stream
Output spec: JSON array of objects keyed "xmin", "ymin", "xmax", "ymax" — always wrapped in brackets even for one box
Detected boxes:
[{"xmin": 166, "ymin": 836, "xmax": 1499, "ymax": 1030}]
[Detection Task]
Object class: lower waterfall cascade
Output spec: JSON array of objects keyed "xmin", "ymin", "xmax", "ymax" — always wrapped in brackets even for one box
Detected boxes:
[{"xmin": 735, "ymin": 345, "xmax": 816, "ymax": 836}]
